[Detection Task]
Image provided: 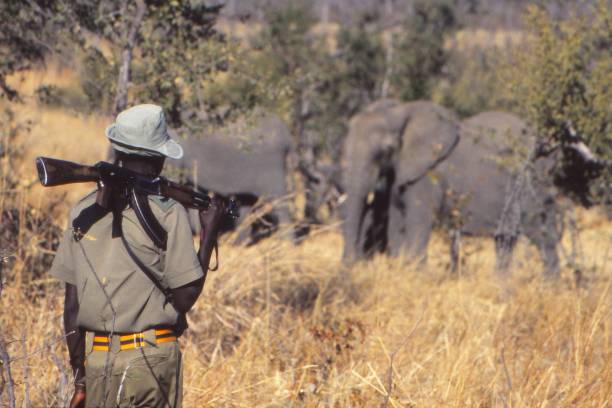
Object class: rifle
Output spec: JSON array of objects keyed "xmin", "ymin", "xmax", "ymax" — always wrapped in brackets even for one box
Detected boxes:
[{"xmin": 36, "ymin": 156, "xmax": 239, "ymax": 248}]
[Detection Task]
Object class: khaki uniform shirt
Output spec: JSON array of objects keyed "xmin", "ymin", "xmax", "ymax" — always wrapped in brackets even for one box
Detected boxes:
[{"xmin": 50, "ymin": 191, "xmax": 203, "ymax": 333}]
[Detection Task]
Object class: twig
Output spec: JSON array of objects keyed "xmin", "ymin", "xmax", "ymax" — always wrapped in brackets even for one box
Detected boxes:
[
  {"xmin": 494, "ymin": 145, "xmax": 537, "ymax": 275},
  {"xmin": 500, "ymin": 346, "xmax": 513, "ymax": 403},
  {"xmin": 116, "ymin": 363, "xmax": 132, "ymax": 405},
  {"xmin": 0, "ymin": 337, "xmax": 16, "ymax": 408},
  {"xmin": 21, "ymin": 332, "xmax": 31, "ymax": 408},
  {"xmin": 382, "ymin": 307, "xmax": 426, "ymax": 408},
  {"xmin": 8, "ymin": 330, "xmax": 75, "ymax": 363},
  {"xmin": 49, "ymin": 349, "xmax": 69, "ymax": 407},
  {"xmin": 77, "ymin": 241, "xmax": 118, "ymax": 405},
  {"xmin": 0, "ymin": 250, "xmax": 13, "ymax": 298}
]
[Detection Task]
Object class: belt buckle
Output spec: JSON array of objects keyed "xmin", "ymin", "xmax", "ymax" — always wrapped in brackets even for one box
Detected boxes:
[{"xmin": 133, "ymin": 332, "xmax": 144, "ymax": 349}]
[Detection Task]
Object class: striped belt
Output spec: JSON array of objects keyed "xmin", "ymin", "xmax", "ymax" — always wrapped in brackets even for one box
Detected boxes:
[{"xmin": 92, "ymin": 328, "xmax": 177, "ymax": 351}]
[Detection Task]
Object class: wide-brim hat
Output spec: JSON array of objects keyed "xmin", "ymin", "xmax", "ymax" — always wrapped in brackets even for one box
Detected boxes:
[{"xmin": 106, "ymin": 104, "xmax": 183, "ymax": 159}]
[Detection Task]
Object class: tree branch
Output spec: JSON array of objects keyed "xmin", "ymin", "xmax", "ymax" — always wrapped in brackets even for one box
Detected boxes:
[{"xmin": 114, "ymin": 0, "xmax": 147, "ymax": 115}]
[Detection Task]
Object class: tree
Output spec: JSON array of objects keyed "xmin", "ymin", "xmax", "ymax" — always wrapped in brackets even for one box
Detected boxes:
[
  {"xmin": 391, "ymin": 0, "xmax": 456, "ymax": 101},
  {"xmin": 254, "ymin": 4, "xmax": 335, "ymax": 226},
  {"xmin": 0, "ymin": 1, "xmax": 74, "ymax": 100},
  {"xmin": 69, "ymin": 0, "xmax": 225, "ymax": 128},
  {"xmin": 500, "ymin": 1, "xmax": 611, "ymax": 205},
  {"xmin": 316, "ymin": 12, "xmax": 385, "ymax": 159}
]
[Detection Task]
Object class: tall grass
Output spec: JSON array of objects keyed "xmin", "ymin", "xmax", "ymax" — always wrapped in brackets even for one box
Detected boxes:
[{"xmin": 0, "ymin": 214, "xmax": 609, "ymax": 407}]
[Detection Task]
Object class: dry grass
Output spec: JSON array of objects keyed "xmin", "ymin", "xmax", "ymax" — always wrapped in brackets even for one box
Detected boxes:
[{"xmin": 0, "ymin": 206, "xmax": 610, "ymax": 407}]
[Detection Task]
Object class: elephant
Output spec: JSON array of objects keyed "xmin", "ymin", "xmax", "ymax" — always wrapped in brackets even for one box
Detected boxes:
[
  {"xmin": 388, "ymin": 111, "xmax": 563, "ymax": 277},
  {"xmin": 342, "ymin": 101, "xmax": 563, "ymax": 277},
  {"xmin": 341, "ymin": 100, "xmax": 461, "ymax": 262},
  {"xmin": 171, "ymin": 113, "xmax": 294, "ymax": 242}
]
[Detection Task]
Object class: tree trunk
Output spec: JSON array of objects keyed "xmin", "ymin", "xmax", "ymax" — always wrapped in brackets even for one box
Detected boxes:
[
  {"xmin": 113, "ymin": 0, "xmax": 147, "ymax": 115},
  {"xmin": 380, "ymin": 32, "xmax": 394, "ymax": 99}
]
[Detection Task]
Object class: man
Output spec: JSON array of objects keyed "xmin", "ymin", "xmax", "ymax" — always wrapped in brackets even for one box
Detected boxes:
[{"xmin": 50, "ymin": 104, "xmax": 223, "ymax": 408}]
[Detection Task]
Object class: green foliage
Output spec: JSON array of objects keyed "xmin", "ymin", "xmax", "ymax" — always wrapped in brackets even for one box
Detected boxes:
[
  {"xmin": 201, "ymin": 47, "xmax": 283, "ymax": 122},
  {"xmin": 258, "ymin": 4, "xmax": 318, "ymax": 78},
  {"xmin": 34, "ymin": 84, "xmax": 90, "ymax": 113},
  {"xmin": 0, "ymin": 0, "xmax": 75, "ymax": 100},
  {"xmin": 254, "ymin": 4, "xmax": 319, "ymax": 108},
  {"xmin": 134, "ymin": 1, "xmax": 225, "ymax": 127},
  {"xmin": 66, "ymin": 0, "xmax": 227, "ymax": 128},
  {"xmin": 433, "ymin": 48, "xmax": 503, "ymax": 118},
  {"xmin": 315, "ymin": 14, "xmax": 385, "ymax": 158},
  {"xmin": 254, "ymin": 4, "xmax": 330, "ymax": 142},
  {"xmin": 79, "ymin": 48, "xmax": 116, "ymax": 112},
  {"xmin": 501, "ymin": 1, "xmax": 611, "ymax": 203},
  {"xmin": 391, "ymin": 0, "xmax": 456, "ymax": 101},
  {"xmin": 332, "ymin": 14, "xmax": 385, "ymax": 116}
]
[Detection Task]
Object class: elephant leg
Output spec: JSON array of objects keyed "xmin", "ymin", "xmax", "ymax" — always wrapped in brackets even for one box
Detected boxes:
[
  {"xmin": 523, "ymin": 196, "xmax": 562, "ymax": 278},
  {"xmin": 388, "ymin": 180, "xmax": 438, "ymax": 264},
  {"xmin": 273, "ymin": 201, "xmax": 297, "ymax": 242},
  {"xmin": 538, "ymin": 239, "xmax": 560, "ymax": 278},
  {"xmin": 449, "ymin": 229, "xmax": 461, "ymax": 275},
  {"xmin": 233, "ymin": 205, "xmax": 254, "ymax": 245},
  {"xmin": 494, "ymin": 233, "xmax": 517, "ymax": 275}
]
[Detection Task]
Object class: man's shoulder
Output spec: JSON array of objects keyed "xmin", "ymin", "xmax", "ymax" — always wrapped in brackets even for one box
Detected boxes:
[{"xmin": 69, "ymin": 189, "xmax": 98, "ymax": 219}]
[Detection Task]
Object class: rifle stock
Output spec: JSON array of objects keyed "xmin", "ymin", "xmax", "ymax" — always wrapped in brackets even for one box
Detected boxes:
[{"xmin": 36, "ymin": 157, "xmax": 99, "ymax": 187}]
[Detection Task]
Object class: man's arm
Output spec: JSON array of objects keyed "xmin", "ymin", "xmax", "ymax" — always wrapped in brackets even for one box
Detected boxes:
[
  {"xmin": 169, "ymin": 199, "xmax": 225, "ymax": 314},
  {"xmin": 64, "ymin": 283, "xmax": 86, "ymax": 408}
]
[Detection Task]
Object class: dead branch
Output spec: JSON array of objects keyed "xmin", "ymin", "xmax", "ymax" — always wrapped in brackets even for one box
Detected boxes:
[
  {"xmin": 21, "ymin": 332, "xmax": 31, "ymax": 408},
  {"xmin": 49, "ymin": 349, "xmax": 69, "ymax": 407},
  {"xmin": 0, "ymin": 337, "xmax": 16, "ymax": 408},
  {"xmin": 382, "ymin": 306, "xmax": 426, "ymax": 408}
]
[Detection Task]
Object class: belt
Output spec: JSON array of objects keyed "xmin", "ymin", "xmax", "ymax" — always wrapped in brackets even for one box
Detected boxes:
[{"xmin": 92, "ymin": 328, "xmax": 177, "ymax": 351}]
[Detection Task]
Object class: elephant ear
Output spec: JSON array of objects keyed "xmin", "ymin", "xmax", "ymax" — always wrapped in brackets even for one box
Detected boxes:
[{"xmin": 396, "ymin": 103, "xmax": 460, "ymax": 188}]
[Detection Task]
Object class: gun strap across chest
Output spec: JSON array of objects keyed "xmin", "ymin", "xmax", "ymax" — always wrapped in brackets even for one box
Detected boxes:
[
  {"xmin": 118, "ymin": 221, "xmax": 174, "ymax": 305},
  {"xmin": 129, "ymin": 188, "xmax": 168, "ymax": 250}
]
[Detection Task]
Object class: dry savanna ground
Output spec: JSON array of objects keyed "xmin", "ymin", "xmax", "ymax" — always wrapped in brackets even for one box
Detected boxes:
[{"xmin": 0, "ymin": 66, "xmax": 610, "ymax": 407}]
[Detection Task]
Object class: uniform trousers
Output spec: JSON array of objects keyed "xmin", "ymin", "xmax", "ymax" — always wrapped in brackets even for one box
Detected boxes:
[{"xmin": 84, "ymin": 330, "xmax": 183, "ymax": 408}]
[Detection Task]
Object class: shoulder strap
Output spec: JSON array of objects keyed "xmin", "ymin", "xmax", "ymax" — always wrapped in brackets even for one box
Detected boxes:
[
  {"xmin": 118, "ymin": 226, "xmax": 174, "ymax": 305},
  {"xmin": 209, "ymin": 241, "xmax": 219, "ymax": 271},
  {"xmin": 129, "ymin": 188, "xmax": 168, "ymax": 250},
  {"xmin": 72, "ymin": 203, "xmax": 109, "ymax": 241}
]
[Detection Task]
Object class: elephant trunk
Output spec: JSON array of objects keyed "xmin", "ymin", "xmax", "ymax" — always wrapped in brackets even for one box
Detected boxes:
[{"xmin": 342, "ymin": 178, "xmax": 374, "ymax": 264}]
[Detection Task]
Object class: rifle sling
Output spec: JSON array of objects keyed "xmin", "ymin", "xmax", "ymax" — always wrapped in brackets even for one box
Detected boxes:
[
  {"xmin": 119, "ymin": 227, "xmax": 174, "ymax": 305},
  {"xmin": 129, "ymin": 188, "xmax": 168, "ymax": 250},
  {"xmin": 209, "ymin": 241, "xmax": 219, "ymax": 272},
  {"xmin": 72, "ymin": 203, "xmax": 109, "ymax": 241}
]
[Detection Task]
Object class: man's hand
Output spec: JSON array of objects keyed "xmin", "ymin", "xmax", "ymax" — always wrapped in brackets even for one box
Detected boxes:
[
  {"xmin": 69, "ymin": 384, "xmax": 86, "ymax": 408},
  {"xmin": 198, "ymin": 196, "xmax": 226, "ymax": 231},
  {"xmin": 197, "ymin": 196, "xmax": 226, "ymax": 271}
]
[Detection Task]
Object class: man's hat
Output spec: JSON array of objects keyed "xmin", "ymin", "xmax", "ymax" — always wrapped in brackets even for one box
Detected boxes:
[{"xmin": 105, "ymin": 104, "xmax": 183, "ymax": 159}]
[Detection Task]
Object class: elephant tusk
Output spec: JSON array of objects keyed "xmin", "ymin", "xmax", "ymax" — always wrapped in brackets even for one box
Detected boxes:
[
  {"xmin": 366, "ymin": 191, "xmax": 375, "ymax": 205},
  {"xmin": 567, "ymin": 141, "xmax": 599, "ymax": 164}
]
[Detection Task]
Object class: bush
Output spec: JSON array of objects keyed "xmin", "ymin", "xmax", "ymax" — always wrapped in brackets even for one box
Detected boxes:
[
  {"xmin": 432, "ymin": 48, "xmax": 504, "ymax": 118},
  {"xmin": 500, "ymin": 1, "xmax": 611, "ymax": 204},
  {"xmin": 391, "ymin": 0, "xmax": 456, "ymax": 101}
]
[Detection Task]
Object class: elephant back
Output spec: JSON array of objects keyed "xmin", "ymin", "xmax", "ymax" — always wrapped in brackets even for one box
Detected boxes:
[
  {"xmin": 174, "ymin": 113, "xmax": 292, "ymax": 196},
  {"xmin": 461, "ymin": 111, "xmax": 535, "ymax": 156},
  {"xmin": 206, "ymin": 113, "xmax": 292, "ymax": 151}
]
